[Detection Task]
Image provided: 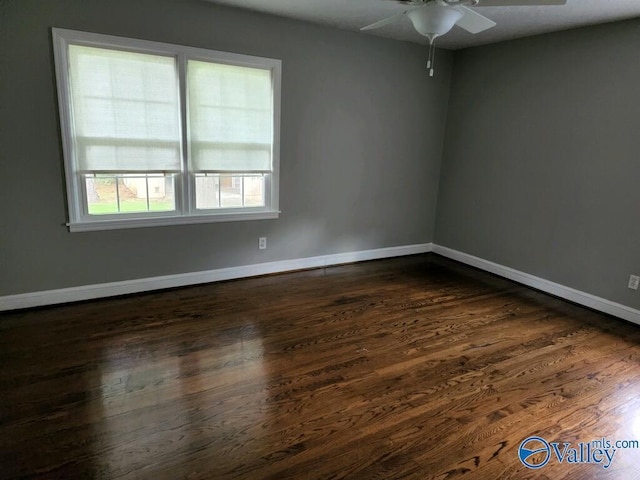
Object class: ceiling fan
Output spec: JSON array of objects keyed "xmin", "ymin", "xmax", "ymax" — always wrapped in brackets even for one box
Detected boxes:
[{"xmin": 361, "ymin": 0, "xmax": 567, "ymax": 76}]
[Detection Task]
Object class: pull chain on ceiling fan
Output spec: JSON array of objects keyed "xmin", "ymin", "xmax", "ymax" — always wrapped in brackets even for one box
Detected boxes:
[{"xmin": 361, "ymin": 0, "xmax": 567, "ymax": 76}]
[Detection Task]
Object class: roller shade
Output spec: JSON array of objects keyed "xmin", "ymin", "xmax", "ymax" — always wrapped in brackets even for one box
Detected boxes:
[
  {"xmin": 68, "ymin": 45, "xmax": 181, "ymax": 172},
  {"xmin": 188, "ymin": 60, "xmax": 273, "ymax": 172}
]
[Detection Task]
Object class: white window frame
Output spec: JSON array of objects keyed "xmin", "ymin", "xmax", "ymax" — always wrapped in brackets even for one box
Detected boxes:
[{"xmin": 52, "ymin": 28, "xmax": 281, "ymax": 232}]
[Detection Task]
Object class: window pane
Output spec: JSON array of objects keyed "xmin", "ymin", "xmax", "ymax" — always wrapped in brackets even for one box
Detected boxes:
[
  {"xmin": 85, "ymin": 174, "xmax": 175, "ymax": 215},
  {"xmin": 220, "ymin": 174, "xmax": 242, "ymax": 208},
  {"xmin": 195, "ymin": 174, "xmax": 220, "ymax": 209},
  {"xmin": 148, "ymin": 177, "xmax": 175, "ymax": 211},
  {"xmin": 243, "ymin": 175, "xmax": 265, "ymax": 207},
  {"xmin": 69, "ymin": 45, "xmax": 181, "ymax": 172},
  {"xmin": 195, "ymin": 173, "xmax": 265, "ymax": 209},
  {"xmin": 86, "ymin": 177, "xmax": 118, "ymax": 215},
  {"xmin": 188, "ymin": 60, "xmax": 273, "ymax": 173}
]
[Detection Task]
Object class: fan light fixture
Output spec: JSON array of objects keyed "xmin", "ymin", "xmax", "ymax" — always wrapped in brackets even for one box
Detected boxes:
[
  {"xmin": 407, "ymin": 4, "xmax": 463, "ymax": 40},
  {"xmin": 407, "ymin": 4, "xmax": 463, "ymax": 75}
]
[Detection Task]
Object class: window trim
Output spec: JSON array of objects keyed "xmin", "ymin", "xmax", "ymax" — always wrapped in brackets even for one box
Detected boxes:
[{"xmin": 52, "ymin": 28, "xmax": 281, "ymax": 232}]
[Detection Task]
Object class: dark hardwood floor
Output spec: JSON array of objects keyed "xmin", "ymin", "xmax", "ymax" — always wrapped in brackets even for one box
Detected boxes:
[{"xmin": 2, "ymin": 254, "xmax": 640, "ymax": 479}]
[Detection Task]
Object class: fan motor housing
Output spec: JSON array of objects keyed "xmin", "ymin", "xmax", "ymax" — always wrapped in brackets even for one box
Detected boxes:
[{"xmin": 407, "ymin": 4, "xmax": 464, "ymax": 37}]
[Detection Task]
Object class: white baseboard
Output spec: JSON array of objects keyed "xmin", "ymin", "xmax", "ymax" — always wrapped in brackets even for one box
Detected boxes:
[
  {"xmin": 432, "ymin": 244, "xmax": 640, "ymax": 326},
  {"xmin": 0, "ymin": 243, "xmax": 434, "ymax": 311},
  {"xmin": 5, "ymin": 242, "xmax": 639, "ymax": 325}
]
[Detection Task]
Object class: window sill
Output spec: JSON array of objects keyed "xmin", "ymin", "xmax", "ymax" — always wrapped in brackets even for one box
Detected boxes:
[{"xmin": 67, "ymin": 210, "xmax": 280, "ymax": 232}]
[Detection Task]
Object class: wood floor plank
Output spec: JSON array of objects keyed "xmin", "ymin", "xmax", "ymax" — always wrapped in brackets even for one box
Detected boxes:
[{"xmin": 2, "ymin": 254, "xmax": 640, "ymax": 479}]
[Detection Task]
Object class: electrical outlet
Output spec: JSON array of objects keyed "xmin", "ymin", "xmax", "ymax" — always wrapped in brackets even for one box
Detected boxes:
[
  {"xmin": 629, "ymin": 275, "xmax": 640, "ymax": 291},
  {"xmin": 259, "ymin": 237, "xmax": 267, "ymax": 250}
]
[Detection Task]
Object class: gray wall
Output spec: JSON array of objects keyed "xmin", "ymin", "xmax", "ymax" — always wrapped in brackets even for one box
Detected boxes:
[
  {"xmin": 435, "ymin": 19, "xmax": 640, "ymax": 309},
  {"xmin": 0, "ymin": 0, "xmax": 451, "ymax": 295}
]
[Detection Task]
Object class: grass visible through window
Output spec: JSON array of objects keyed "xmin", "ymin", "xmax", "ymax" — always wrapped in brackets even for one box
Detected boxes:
[
  {"xmin": 85, "ymin": 175, "xmax": 175, "ymax": 215},
  {"xmin": 88, "ymin": 199, "xmax": 175, "ymax": 215}
]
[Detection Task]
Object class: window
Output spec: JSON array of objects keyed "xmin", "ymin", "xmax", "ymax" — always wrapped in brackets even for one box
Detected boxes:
[{"xmin": 52, "ymin": 28, "xmax": 281, "ymax": 232}]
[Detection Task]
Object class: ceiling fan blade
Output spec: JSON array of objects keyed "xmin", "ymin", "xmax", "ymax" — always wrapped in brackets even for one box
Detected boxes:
[
  {"xmin": 475, "ymin": 0, "xmax": 566, "ymax": 6},
  {"xmin": 454, "ymin": 6, "xmax": 496, "ymax": 34},
  {"xmin": 361, "ymin": 11, "xmax": 407, "ymax": 31}
]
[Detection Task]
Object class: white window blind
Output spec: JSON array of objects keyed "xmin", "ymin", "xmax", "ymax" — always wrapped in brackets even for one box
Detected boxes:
[
  {"xmin": 68, "ymin": 45, "xmax": 182, "ymax": 172},
  {"xmin": 188, "ymin": 60, "xmax": 273, "ymax": 173}
]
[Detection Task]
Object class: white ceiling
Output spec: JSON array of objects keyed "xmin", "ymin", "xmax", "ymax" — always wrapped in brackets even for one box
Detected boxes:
[{"xmin": 204, "ymin": 0, "xmax": 640, "ymax": 50}]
